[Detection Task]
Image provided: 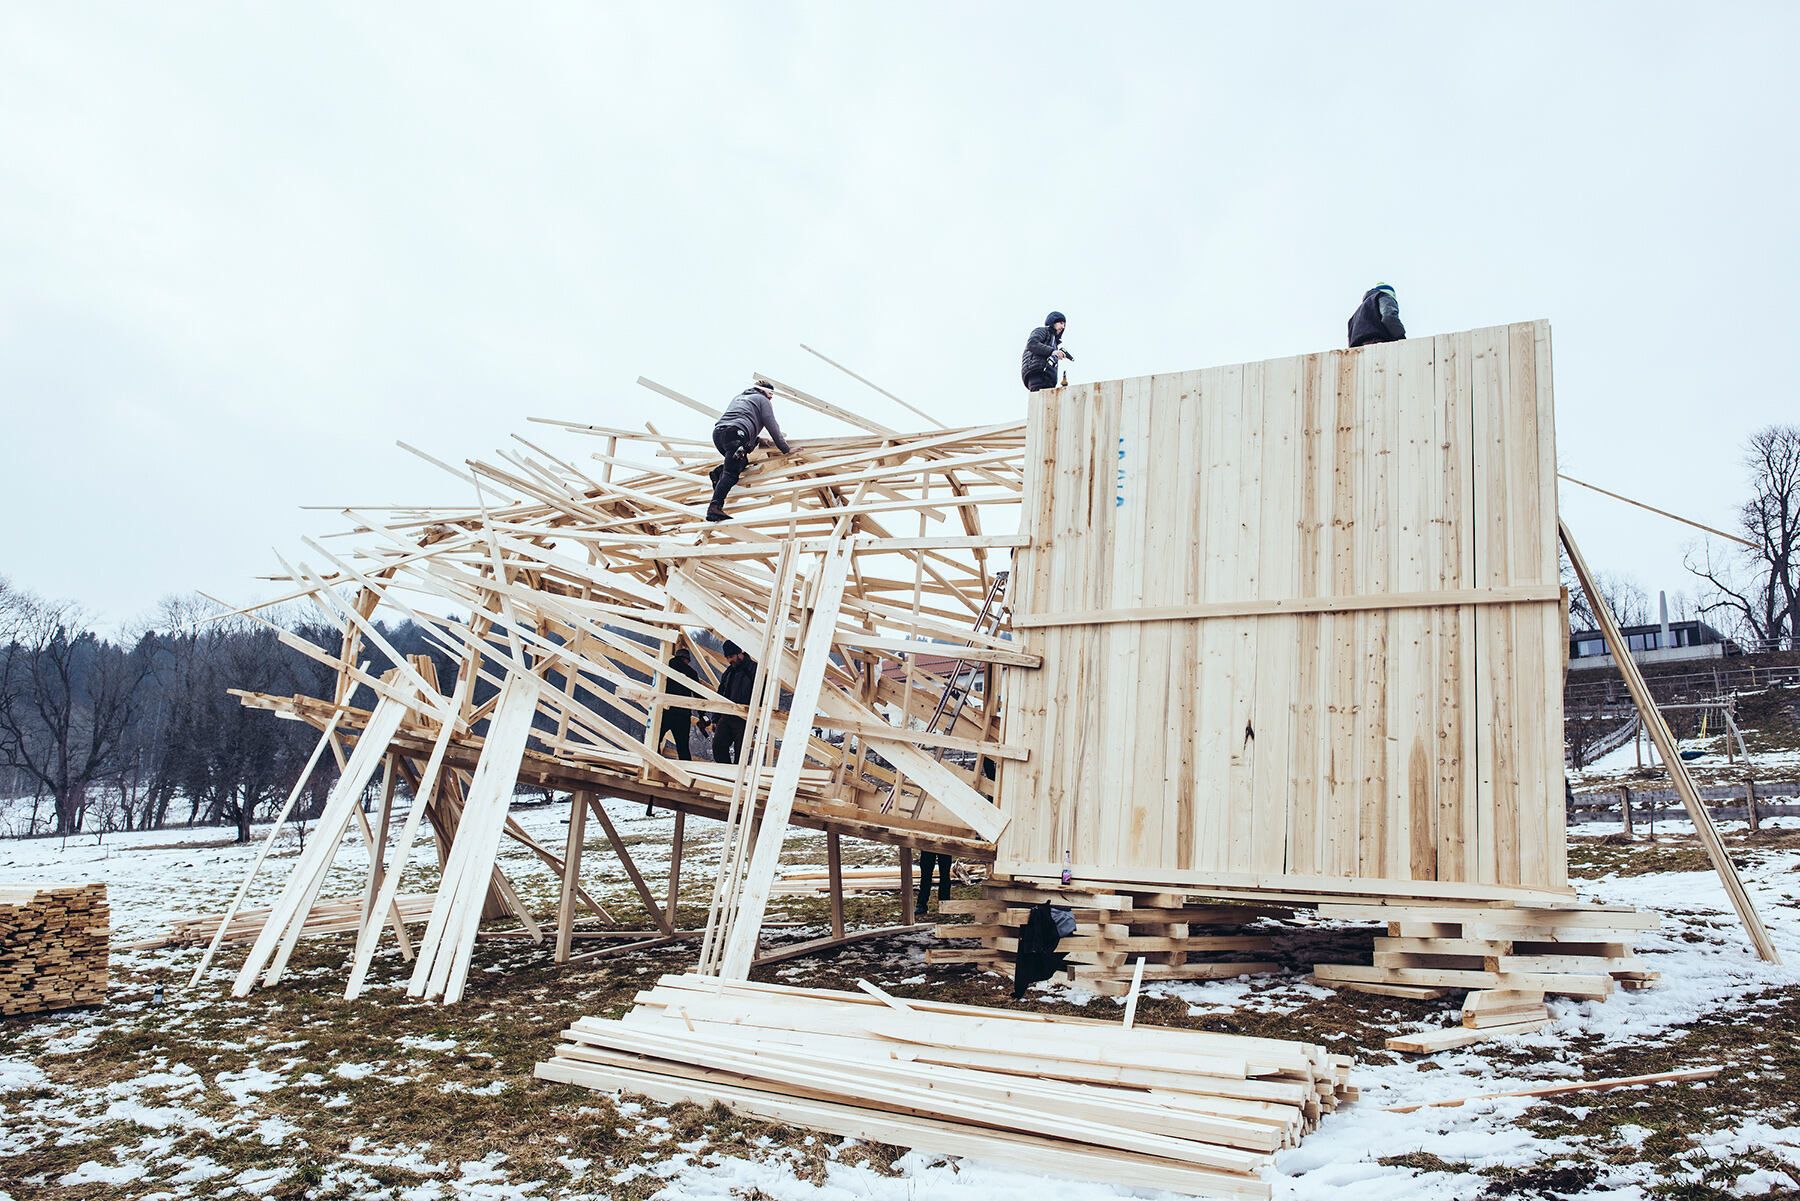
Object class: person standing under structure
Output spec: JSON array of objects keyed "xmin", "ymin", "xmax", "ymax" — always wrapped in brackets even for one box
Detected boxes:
[
  {"xmin": 914, "ymin": 852, "xmax": 954, "ymax": 920},
  {"xmin": 712, "ymin": 641, "xmax": 757, "ymax": 763},
  {"xmin": 655, "ymin": 643, "xmax": 699, "ymax": 761}
]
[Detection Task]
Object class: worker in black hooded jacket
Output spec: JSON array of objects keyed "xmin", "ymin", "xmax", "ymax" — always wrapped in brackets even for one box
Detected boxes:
[
  {"xmin": 656, "ymin": 644, "xmax": 699, "ymax": 761},
  {"xmin": 1020, "ymin": 311, "xmax": 1070, "ymax": 392},
  {"xmin": 711, "ymin": 641, "xmax": 757, "ymax": 763},
  {"xmin": 1347, "ymin": 284, "xmax": 1406, "ymax": 348}
]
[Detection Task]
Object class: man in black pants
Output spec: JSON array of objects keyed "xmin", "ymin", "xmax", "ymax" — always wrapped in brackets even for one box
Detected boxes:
[
  {"xmin": 712, "ymin": 641, "xmax": 756, "ymax": 763},
  {"xmin": 1347, "ymin": 283, "xmax": 1407, "ymax": 348},
  {"xmin": 707, "ymin": 379, "xmax": 792, "ymax": 522},
  {"xmin": 1020, "ymin": 311, "xmax": 1070, "ymax": 392},
  {"xmin": 655, "ymin": 644, "xmax": 699, "ymax": 761},
  {"xmin": 915, "ymin": 852, "xmax": 953, "ymax": 920}
]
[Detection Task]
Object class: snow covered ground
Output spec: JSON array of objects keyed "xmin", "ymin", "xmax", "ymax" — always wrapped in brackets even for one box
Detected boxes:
[{"xmin": 3, "ymin": 799, "xmax": 1799, "ymax": 1200}]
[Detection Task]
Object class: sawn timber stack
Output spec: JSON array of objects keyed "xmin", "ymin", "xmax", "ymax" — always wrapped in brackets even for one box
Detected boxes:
[
  {"xmin": 0, "ymin": 883, "xmax": 109, "ymax": 1017},
  {"xmin": 537, "ymin": 973, "xmax": 1355, "ymax": 1199}
]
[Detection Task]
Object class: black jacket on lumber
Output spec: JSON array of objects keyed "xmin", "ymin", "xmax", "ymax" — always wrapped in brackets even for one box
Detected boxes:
[
  {"xmin": 718, "ymin": 657, "xmax": 758, "ymax": 705},
  {"xmin": 666, "ymin": 651, "xmax": 697, "ymax": 700},
  {"xmin": 1348, "ymin": 288, "xmax": 1406, "ymax": 348},
  {"xmin": 1020, "ymin": 319, "xmax": 1063, "ymax": 392}
]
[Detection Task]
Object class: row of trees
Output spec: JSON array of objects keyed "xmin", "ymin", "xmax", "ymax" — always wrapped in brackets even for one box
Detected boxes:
[
  {"xmin": 0, "ymin": 580, "xmax": 650, "ymax": 842},
  {"xmin": 4, "ymin": 426, "xmax": 1796, "ymax": 841},
  {"xmin": 0, "ymin": 584, "xmax": 466, "ymax": 840}
]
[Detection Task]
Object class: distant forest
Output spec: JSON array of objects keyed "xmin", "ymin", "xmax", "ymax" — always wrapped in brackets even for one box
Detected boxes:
[{"xmin": 0, "ymin": 583, "xmax": 654, "ymax": 841}]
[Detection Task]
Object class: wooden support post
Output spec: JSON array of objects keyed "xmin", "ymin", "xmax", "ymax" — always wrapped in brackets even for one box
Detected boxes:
[
  {"xmin": 588, "ymin": 794, "xmax": 674, "ymax": 935},
  {"xmin": 1746, "ymin": 778, "xmax": 1759, "ymax": 833},
  {"xmin": 361, "ymin": 755, "xmax": 399, "ymax": 929},
  {"xmin": 1619, "ymin": 785, "xmax": 1633, "ymax": 838},
  {"xmin": 899, "ymin": 846, "xmax": 915, "ymax": 924},
  {"xmin": 827, "ymin": 833, "xmax": 846, "ymax": 940},
  {"xmin": 556, "ymin": 790, "xmax": 590, "ymax": 964},
  {"xmin": 667, "ymin": 811, "xmax": 686, "ymax": 924},
  {"xmin": 1562, "ymin": 520, "xmax": 1779, "ymax": 963}
]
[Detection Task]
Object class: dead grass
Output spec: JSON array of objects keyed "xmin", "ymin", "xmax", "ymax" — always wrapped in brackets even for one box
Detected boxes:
[{"xmin": 8, "ymin": 816, "xmax": 1800, "ymax": 1199}]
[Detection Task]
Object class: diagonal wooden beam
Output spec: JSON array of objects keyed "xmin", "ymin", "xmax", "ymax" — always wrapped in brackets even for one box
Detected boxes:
[{"xmin": 1561, "ymin": 519, "xmax": 1778, "ymax": 963}]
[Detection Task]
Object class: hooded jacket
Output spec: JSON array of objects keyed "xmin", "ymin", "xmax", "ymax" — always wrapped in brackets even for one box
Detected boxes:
[
  {"xmin": 1020, "ymin": 312, "xmax": 1065, "ymax": 391},
  {"xmin": 717, "ymin": 655, "xmax": 758, "ymax": 705},
  {"xmin": 665, "ymin": 649, "xmax": 697, "ymax": 700},
  {"xmin": 1348, "ymin": 288, "xmax": 1406, "ymax": 348},
  {"xmin": 718, "ymin": 387, "xmax": 791, "ymax": 454}
]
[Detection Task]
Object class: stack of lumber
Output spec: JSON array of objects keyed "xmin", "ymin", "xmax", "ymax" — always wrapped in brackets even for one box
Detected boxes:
[
  {"xmin": 1384, "ymin": 989, "xmax": 1556, "ymax": 1054},
  {"xmin": 770, "ymin": 861, "xmax": 980, "ymax": 898},
  {"xmin": 931, "ymin": 879, "xmax": 1286, "ymax": 996},
  {"xmin": 0, "ymin": 883, "xmax": 109, "ymax": 1016},
  {"xmin": 130, "ymin": 892, "xmax": 437, "ymax": 951},
  {"xmin": 770, "ymin": 865, "xmax": 906, "ymax": 896},
  {"xmin": 1309, "ymin": 900, "xmax": 1660, "ymax": 1002},
  {"xmin": 537, "ymin": 974, "xmax": 1355, "ymax": 1199}
]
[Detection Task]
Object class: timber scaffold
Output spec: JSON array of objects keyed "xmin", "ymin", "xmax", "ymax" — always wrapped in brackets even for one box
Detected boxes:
[{"xmin": 205, "ymin": 324, "xmax": 1771, "ymax": 1018}]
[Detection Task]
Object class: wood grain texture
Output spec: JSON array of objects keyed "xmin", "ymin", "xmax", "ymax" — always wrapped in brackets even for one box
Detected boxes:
[{"xmin": 998, "ymin": 321, "xmax": 1566, "ymax": 893}]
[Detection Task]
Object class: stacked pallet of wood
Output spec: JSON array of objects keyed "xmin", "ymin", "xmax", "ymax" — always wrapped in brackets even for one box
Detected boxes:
[
  {"xmin": 929, "ymin": 879, "xmax": 1286, "ymax": 996},
  {"xmin": 1, "ymin": 883, "xmax": 109, "ymax": 1017},
  {"xmin": 130, "ymin": 893, "xmax": 437, "ymax": 951},
  {"xmin": 1309, "ymin": 900, "xmax": 1660, "ymax": 1003},
  {"xmin": 538, "ymin": 974, "xmax": 1353, "ymax": 1199}
]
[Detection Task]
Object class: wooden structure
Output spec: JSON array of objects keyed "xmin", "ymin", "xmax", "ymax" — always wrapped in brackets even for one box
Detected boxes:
[
  {"xmin": 208, "ymin": 384, "xmax": 1029, "ymax": 1001},
  {"xmin": 1, "ymin": 883, "xmax": 109, "ymax": 1016},
  {"xmin": 203, "ymin": 320, "xmax": 1771, "ymax": 1014},
  {"xmin": 1003, "ymin": 321, "xmax": 1566, "ymax": 896}
]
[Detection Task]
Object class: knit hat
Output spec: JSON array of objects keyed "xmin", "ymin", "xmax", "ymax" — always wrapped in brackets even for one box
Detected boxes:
[
  {"xmin": 1045, "ymin": 311, "xmax": 1067, "ymax": 326},
  {"xmin": 723, "ymin": 641, "xmax": 742, "ymax": 658}
]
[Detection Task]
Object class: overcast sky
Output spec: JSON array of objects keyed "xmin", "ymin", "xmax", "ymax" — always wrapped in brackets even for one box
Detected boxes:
[{"xmin": 2, "ymin": 3, "xmax": 1796, "ymax": 630}]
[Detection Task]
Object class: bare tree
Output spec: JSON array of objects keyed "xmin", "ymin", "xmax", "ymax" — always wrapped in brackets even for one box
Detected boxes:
[
  {"xmin": 0, "ymin": 586, "xmax": 150, "ymax": 836},
  {"xmin": 1593, "ymin": 571, "xmax": 1651, "ymax": 627},
  {"xmin": 1560, "ymin": 549, "xmax": 1593, "ymax": 627},
  {"xmin": 1687, "ymin": 425, "xmax": 1800, "ymax": 650}
]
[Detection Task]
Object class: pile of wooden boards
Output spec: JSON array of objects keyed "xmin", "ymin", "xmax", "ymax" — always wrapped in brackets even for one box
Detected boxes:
[
  {"xmin": 769, "ymin": 865, "xmax": 907, "ymax": 896},
  {"xmin": 130, "ymin": 893, "xmax": 436, "ymax": 951},
  {"xmin": 930, "ymin": 878, "xmax": 1285, "ymax": 996},
  {"xmin": 1309, "ymin": 899, "xmax": 1660, "ymax": 1003},
  {"xmin": 1386, "ymin": 989, "xmax": 1557, "ymax": 1054},
  {"xmin": 0, "ymin": 883, "xmax": 109, "ymax": 1016},
  {"xmin": 537, "ymin": 973, "xmax": 1355, "ymax": 1200}
]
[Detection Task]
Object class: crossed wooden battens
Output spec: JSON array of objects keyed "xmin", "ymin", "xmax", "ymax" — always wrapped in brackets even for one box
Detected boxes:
[
  {"xmin": 195, "ymin": 383, "xmax": 1033, "ymax": 1002},
  {"xmin": 187, "ymin": 343, "xmax": 1777, "ymax": 1011}
]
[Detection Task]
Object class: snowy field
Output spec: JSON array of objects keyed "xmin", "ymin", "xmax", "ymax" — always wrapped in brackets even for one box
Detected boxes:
[{"xmin": 3, "ymin": 799, "xmax": 1800, "ymax": 1200}]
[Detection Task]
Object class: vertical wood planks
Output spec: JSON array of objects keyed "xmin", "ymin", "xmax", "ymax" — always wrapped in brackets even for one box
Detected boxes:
[{"xmin": 995, "ymin": 320, "xmax": 1564, "ymax": 895}]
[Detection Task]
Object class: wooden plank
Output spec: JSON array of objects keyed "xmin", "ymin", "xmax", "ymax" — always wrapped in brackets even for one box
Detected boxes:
[
  {"xmin": 1560, "ymin": 520, "xmax": 1778, "ymax": 963},
  {"xmin": 1386, "ymin": 1018, "xmax": 1549, "ymax": 1054},
  {"xmin": 1012, "ymin": 585, "xmax": 1561, "ymax": 629},
  {"xmin": 1386, "ymin": 1066, "xmax": 1724, "ymax": 1113},
  {"xmin": 719, "ymin": 539, "xmax": 855, "ymax": 979}
]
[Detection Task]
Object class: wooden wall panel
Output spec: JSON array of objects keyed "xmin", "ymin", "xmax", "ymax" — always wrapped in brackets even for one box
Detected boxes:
[{"xmin": 1002, "ymin": 320, "xmax": 1566, "ymax": 897}]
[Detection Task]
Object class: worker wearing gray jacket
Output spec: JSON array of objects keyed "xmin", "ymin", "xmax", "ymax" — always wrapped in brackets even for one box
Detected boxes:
[{"xmin": 707, "ymin": 379, "xmax": 792, "ymax": 521}]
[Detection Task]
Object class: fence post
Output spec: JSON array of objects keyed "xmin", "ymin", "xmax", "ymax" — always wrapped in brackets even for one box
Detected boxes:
[
  {"xmin": 1746, "ymin": 778, "xmax": 1759, "ymax": 834},
  {"xmin": 1619, "ymin": 785, "xmax": 1633, "ymax": 837}
]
